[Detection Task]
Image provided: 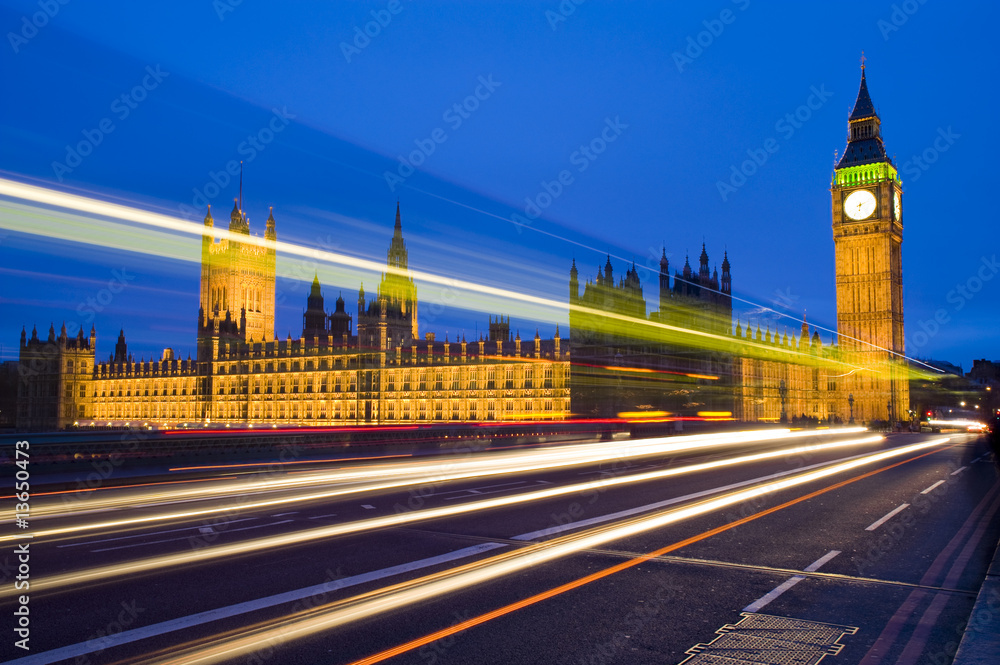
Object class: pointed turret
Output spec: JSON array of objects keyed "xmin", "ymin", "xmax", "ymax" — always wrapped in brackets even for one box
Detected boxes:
[
  {"xmin": 849, "ymin": 67, "xmax": 876, "ymax": 121},
  {"xmin": 387, "ymin": 202, "xmax": 408, "ymax": 270},
  {"xmin": 604, "ymin": 255, "xmax": 613, "ymax": 284},
  {"xmin": 570, "ymin": 258, "xmax": 579, "ymax": 304},
  {"xmin": 699, "ymin": 243, "xmax": 710, "ymax": 277},
  {"xmin": 114, "ymin": 329, "xmax": 128, "ymax": 363},
  {"xmin": 204, "ymin": 205, "xmax": 214, "ymax": 228},
  {"xmin": 229, "ymin": 198, "xmax": 249, "ymax": 234},
  {"xmin": 303, "ymin": 274, "xmax": 327, "ymax": 339},
  {"xmin": 837, "ymin": 63, "xmax": 889, "ymax": 168},
  {"xmin": 265, "ymin": 206, "xmax": 276, "ymax": 241}
]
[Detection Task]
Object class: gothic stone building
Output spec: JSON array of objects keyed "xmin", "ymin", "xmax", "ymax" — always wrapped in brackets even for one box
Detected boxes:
[
  {"xmin": 15, "ymin": 66, "xmax": 909, "ymax": 431},
  {"xmin": 16, "ymin": 203, "xmax": 569, "ymax": 431},
  {"xmin": 569, "ymin": 66, "xmax": 909, "ymax": 424}
]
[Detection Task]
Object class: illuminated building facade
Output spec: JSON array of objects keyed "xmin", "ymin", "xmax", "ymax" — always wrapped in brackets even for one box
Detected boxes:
[
  {"xmin": 728, "ymin": 65, "xmax": 909, "ymax": 423},
  {"xmin": 570, "ymin": 66, "xmax": 909, "ymax": 424},
  {"xmin": 568, "ymin": 247, "xmax": 736, "ymax": 418},
  {"xmin": 830, "ymin": 65, "xmax": 909, "ymax": 422},
  {"xmin": 16, "ymin": 205, "xmax": 569, "ymax": 431},
  {"xmin": 12, "ymin": 65, "xmax": 910, "ymax": 431}
]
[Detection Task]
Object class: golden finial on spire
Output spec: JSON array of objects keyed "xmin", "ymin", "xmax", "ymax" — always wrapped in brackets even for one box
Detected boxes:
[{"xmin": 860, "ymin": 50, "xmax": 866, "ymax": 71}]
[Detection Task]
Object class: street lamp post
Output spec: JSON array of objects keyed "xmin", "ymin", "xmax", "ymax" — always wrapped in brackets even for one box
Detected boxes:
[{"xmin": 848, "ymin": 393, "xmax": 854, "ymax": 424}]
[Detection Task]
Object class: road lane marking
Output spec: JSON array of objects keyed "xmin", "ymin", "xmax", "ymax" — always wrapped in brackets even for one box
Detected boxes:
[
  {"xmin": 56, "ymin": 518, "xmax": 260, "ymax": 548},
  {"xmin": 866, "ymin": 504, "xmax": 910, "ymax": 531},
  {"xmin": 515, "ymin": 448, "xmax": 895, "ymax": 542},
  {"xmin": 90, "ymin": 520, "xmax": 294, "ymax": 553},
  {"xmin": 2, "ymin": 543, "xmax": 507, "ymax": 665},
  {"xmin": 16, "ymin": 439, "xmax": 952, "ymax": 665},
  {"xmin": 950, "ymin": 466, "xmax": 967, "ymax": 476},
  {"xmin": 307, "ymin": 513, "xmax": 339, "ymax": 520},
  {"xmin": 347, "ymin": 446, "xmax": 956, "ymax": 665},
  {"xmin": 921, "ymin": 480, "xmax": 945, "ymax": 494},
  {"xmin": 804, "ymin": 549, "xmax": 841, "ymax": 572},
  {"xmin": 742, "ymin": 550, "xmax": 841, "ymax": 613},
  {"xmin": 443, "ymin": 481, "xmax": 551, "ymax": 501},
  {"xmin": 272, "ymin": 511, "xmax": 298, "ymax": 517},
  {"xmin": 860, "ymin": 481, "xmax": 1000, "ymax": 665},
  {"xmin": 432, "ymin": 481, "xmax": 529, "ymax": 497},
  {"xmin": 361, "ymin": 504, "xmax": 376, "ymax": 509}
]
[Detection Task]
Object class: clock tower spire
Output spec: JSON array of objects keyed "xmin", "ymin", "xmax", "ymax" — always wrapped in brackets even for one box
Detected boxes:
[{"xmin": 831, "ymin": 62, "xmax": 908, "ymax": 423}]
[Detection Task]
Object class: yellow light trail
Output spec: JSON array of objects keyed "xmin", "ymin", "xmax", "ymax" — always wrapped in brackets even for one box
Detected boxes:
[
  {"xmin": 132, "ymin": 437, "xmax": 949, "ymax": 665},
  {"xmin": 0, "ymin": 177, "xmax": 882, "ymax": 372},
  {"xmin": 4, "ymin": 431, "xmax": 883, "ymax": 600},
  {"xmin": 3, "ymin": 428, "xmax": 864, "ymax": 542}
]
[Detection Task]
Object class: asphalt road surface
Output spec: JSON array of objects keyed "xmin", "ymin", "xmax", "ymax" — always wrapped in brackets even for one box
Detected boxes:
[{"xmin": 3, "ymin": 427, "xmax": 997, "ymax": 665}]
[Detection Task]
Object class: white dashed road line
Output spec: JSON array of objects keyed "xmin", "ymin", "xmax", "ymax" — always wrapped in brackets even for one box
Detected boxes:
[
  {"xmin": 921, "ymin": 480, "xmax": 945, "ymax": 494},
  {"xmin": 91, "ymin": 520, "xmax": 295, "ymax": 553},
  {"xmin": 742, "ymin": 550, "xmax": 841, "ymax": 613},
  {"xmin": 865, "ymin": 504, "xmax": 910, "ymax": 532}
]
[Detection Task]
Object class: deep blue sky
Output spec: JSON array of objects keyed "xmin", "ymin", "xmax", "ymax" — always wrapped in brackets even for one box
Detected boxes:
[{"xmin": 1, "ymin": 1, "xmax": 997, "ymax": 369}]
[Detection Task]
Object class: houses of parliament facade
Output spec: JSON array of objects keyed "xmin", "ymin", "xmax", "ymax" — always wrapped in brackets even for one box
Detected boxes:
[{"xmin": 13, "ymin": 66, "xmax": 908, "ymax": 431}]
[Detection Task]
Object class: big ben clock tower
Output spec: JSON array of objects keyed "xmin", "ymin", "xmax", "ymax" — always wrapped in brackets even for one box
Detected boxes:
[{"xmin": 831, "ymin": 61, "xmax": 909, "ymax": 423}]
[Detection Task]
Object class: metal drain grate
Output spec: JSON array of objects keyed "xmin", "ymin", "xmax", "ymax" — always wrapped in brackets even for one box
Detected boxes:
[{"xmin": 679, "ymin": 613, "xmax": 859, "ymax": 665}]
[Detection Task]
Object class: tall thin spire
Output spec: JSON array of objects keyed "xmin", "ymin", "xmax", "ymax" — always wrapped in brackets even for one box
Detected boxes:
[{"xmin": 239, "ymin": 160, "xmax": 243, "ymax": 213}]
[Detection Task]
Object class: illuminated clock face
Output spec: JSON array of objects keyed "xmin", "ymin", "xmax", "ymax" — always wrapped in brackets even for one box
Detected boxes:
[
  {"xmin": 844, "ymin": 189, "xmax": 877, "ymax": 220},
  {"xmin": 893, "ymin": 192, "xmax": 901, "ymax": 220}
]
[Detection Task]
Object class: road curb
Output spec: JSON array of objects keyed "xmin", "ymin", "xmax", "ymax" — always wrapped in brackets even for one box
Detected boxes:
[{"xmin": 951, "ymin": 498, "xmax": 1000, "ymax": 665}]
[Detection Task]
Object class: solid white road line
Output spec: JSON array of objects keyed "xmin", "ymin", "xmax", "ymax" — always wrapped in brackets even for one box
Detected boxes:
[
  {"xmin": 950, "ymin": 466, "xmax": 968, "ymax": 476},
  {"xmin": 4, "ymin": 543, "xmax": 507, "ymax": 665},
  {"xmin": 921, "ymin": 480, "xmax": 946, "ymax": 494},
  {"xmin": 865, "ymin": 504, "xmax": 910, "ymax": 532},
  {"xmin": 742, "ymin": 550, "xmax": 841, "ymax": 613},
  {"xmin": 306, "ymin": 513, "xmax": 339, "ymax": 520}
]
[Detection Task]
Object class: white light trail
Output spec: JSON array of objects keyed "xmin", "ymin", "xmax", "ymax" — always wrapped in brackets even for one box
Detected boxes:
[
  {"xmin": 5, "ymin": 431, "xmax": 885, "ymax": 599},
  {"xmin": 135, "ymin": 437, "xmax": 950, "ymax": 665},
  {"xmin": 4, "ymin": 428, "xmax": 865, "ymax": 542}
]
